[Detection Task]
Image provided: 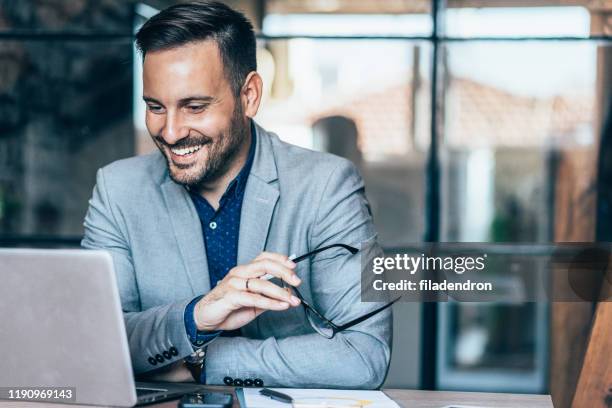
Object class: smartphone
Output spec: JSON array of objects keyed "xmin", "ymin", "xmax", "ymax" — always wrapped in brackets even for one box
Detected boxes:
[{"xmin": 178, "ymin": 392, "xmax": 233, "ymax": 408}]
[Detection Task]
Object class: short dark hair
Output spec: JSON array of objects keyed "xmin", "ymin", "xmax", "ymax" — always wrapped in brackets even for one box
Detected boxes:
[{"xmin": 135, "ymin": 1, "xmax": 257, "ymax": 97}]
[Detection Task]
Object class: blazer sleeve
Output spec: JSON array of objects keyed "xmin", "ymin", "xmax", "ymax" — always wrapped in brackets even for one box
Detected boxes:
[
  {"xmin": 204, "ymin": 160, "xmax": 393, "ymax": 389},
  {"xmin": 81, "ymin": 168, "xmax": 196, "ymax": 374}
]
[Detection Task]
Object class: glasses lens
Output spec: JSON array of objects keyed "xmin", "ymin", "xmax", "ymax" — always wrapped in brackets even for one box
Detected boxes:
[{"xmin": 304, "ymin": 307, "xmax": 335, "ymax": 338}]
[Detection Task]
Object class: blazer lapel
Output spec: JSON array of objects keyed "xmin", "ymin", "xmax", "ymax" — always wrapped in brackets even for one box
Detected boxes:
[
  {"xmin": 237, "ymin": 122, "xmax": 280, "ymax": 265},
  {"xmin": 158, "ymin": 121, "xmax": 278, "ymax": 293},
  {"xmin": 160, "ymin": 179, "xmax": 211, "ymax": 295}
]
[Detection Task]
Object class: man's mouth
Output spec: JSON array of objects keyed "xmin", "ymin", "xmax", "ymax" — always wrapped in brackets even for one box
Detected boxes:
[{"xmin": 169, "ymin": 144, "xmax": 204, "ymax": 157}]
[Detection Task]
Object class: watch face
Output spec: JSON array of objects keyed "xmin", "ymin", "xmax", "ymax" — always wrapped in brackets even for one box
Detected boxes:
[{"xmin": 185, "ymin": 346, "xmax": 207, "ymax": 364}]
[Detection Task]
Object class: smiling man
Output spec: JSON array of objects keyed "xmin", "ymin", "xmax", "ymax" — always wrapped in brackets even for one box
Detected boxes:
[{"xmin": 82, "ymin": 1, "xmax": 391, "ymax": 388}]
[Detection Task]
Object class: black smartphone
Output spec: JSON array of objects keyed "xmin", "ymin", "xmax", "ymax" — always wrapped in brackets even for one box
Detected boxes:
[{"xmin": 178, "ymin": 392, "xmax": 233, "ymax": 408}]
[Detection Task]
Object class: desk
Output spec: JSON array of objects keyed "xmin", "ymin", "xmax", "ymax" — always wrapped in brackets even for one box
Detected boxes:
[{"xmin": 0, "ymin": 386, "xmax": 554, "ymax": 408}]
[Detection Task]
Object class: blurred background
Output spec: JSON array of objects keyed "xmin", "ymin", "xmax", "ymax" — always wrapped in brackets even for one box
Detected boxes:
[{"xmin": 1, "ymin": 1, "xmax": 611, "ymax": 407}]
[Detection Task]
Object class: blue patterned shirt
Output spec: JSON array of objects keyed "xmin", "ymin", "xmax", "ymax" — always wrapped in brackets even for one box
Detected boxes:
[{"xmin": 183, "ymin": 123, "xmax": 256, "ymax": 376}]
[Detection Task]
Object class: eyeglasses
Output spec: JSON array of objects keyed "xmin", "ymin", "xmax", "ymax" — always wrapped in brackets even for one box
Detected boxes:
[{"xmin": 284, "ymin": 243, "xmax": 400, "ymax": 339}]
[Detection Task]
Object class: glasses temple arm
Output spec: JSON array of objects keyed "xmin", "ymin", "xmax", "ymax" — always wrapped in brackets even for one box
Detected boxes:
[
  {"xmin": 292, "ymin": 244, "xmax": 358, "ymax": 263},
  {"xmin": 335, "ymin": 297, "xmax": 401, "ymax": 332}
]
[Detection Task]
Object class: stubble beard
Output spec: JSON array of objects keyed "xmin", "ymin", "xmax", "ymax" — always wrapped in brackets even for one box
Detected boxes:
[{"xmin": 155, "ymin": 104, "xmax": 249, "ymax": 188}]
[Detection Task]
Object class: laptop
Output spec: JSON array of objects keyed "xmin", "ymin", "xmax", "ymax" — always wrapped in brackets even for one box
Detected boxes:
[{"xmin": 0, "ymin": 248, "xmax": 206, "ymax": 406}]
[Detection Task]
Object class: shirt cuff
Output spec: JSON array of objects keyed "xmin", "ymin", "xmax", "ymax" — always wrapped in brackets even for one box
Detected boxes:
[{"xmin": 184, "ymin": 295, "xmax": 222, "ymax": 348}]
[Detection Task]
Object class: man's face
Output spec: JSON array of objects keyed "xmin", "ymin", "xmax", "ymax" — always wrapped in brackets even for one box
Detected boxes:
[{"xmin": 142, "ymin": 40, "xmax": 249, "ymax": 187}]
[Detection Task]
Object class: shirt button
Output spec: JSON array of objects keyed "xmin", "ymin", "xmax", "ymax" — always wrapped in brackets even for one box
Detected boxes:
[{"xmin": 209, "ymin": 221, "xmax": 217, "ymax": 230}]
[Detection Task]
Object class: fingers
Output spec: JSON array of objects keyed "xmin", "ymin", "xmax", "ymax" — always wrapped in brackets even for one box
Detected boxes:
[
  {"xmin": 248, "ymin": 278, "xmax": 300, "ymax": 306},
  {"xmin": 227, "ymin": 291, "xmax": 291, "ymax": 311},
  {"xmin": 254, "ymin": 251, "xmax": 296, "ymax": 268},
  {"xmin": 225, "ymin": 276, "xmax": 300, "ymax": 306},
  {"xmin": 226, "ymin": 276, "xmax": 249, "ymax": 291},
  {"xmin": 237, "ymin": 259, "xmax": 301, "ymax": 286},
  {"xmin": 197, "ymin": 253, "xmax": 302, "ymax": 331},
  {"xmin": 228, "ymin": 252, "xmax": 300, "ymax": 286}
]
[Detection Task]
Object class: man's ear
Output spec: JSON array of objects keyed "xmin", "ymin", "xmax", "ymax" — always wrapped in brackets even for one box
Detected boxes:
[{"xmin": 241, "ymin": 71, "xmax": 263, "ymax": 118}]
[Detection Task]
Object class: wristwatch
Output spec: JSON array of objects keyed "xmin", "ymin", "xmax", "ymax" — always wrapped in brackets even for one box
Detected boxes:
[{"xmin": 184, "ymin": 346, "xmax": 207, "ymax": 383}]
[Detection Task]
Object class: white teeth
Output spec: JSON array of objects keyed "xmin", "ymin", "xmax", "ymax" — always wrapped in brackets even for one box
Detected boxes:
[{"xmin": 170, "ymin": 144, "xmax": 203, "ymax": 156}]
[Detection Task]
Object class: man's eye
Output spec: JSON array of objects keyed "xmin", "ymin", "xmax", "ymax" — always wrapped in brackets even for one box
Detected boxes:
[
  {"xmin": 147, "ymin": 105, "xmax": 164, "ymax": 113},
  {"xmin": 187, "ymin": 105, "xmax": 206, "ymax": 113}
]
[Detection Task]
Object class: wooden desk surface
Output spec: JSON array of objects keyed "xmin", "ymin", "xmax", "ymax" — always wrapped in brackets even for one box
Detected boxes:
[
  {"xmin": 384, "ymin": 389, "xmax": 553, "ymax": 408},
  {"xmin": 0, "ymin": 386, "xmax": 554, "ymax": 408}
]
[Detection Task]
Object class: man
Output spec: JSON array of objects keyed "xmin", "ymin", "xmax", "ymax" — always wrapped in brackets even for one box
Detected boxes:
[{"xmin": 82, "ymin": 0, "xmax": 391, "ymax": 388}]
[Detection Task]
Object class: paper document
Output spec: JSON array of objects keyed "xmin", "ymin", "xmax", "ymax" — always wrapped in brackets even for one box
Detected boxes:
[{"xmin": 241, "ymin": 387, "xmax": 400, "ymax": 408}]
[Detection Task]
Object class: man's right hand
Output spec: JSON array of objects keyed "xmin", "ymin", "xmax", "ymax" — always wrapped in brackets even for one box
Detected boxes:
[{"xmin": 193, "ymin": 252, "xmax": 302, "ymax": 332}]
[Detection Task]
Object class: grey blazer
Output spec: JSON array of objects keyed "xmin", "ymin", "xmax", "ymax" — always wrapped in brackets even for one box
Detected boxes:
[{"xmin": 81, "ymin": 122, "xmax": 392, "ymax": 388}]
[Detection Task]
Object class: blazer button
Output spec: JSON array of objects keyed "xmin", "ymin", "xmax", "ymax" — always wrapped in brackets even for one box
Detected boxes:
[
  {"xmin": 244, "ymin": 379, "xmax": 254, "ymax": 387},
  {"xmin": 162, "ymin": 351, "xmax": 171, "ymax": 360},
  {"xmin": 233, "ymin": 378, "xmax": 244, "ymax": 386},
  {"xmin": 148, "ymin": 357, "xmax": 157, "ymax": 366},
  {"xmin": 169, "ymin": 347, "xmax": 178, "ymax": 356},
  {"xmin": 155, "ymin": 354, "xmax": 164, "ymax": 363},
  {"xmin": 223, "ymin": 377, "xmax": 233, "ymax": 386},
  {"xmin": 254, "ymin": 379, "xmax": 263, "ymax": 387}
]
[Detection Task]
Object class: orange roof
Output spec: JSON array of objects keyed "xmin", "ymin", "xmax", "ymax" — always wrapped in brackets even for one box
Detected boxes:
[{"xmin": 310, "ymin": 76, "xmax": 594, "ymax": 156}]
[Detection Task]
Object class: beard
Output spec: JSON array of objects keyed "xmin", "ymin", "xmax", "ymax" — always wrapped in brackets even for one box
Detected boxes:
[{"xmin": 153, "ymin": 103, "xmax": 249, "ymax": 188}]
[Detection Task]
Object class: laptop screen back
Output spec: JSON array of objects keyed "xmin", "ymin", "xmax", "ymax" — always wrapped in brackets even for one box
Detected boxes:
[{"xmin": 0, "ymin": 249, "xmax": 137, "ymax": 407}]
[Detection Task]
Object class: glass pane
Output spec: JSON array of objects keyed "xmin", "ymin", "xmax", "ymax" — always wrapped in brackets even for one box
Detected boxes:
[
  {"xmin": 445, "ymin": 6, "xmax": 593, "ymax": 38},
  {"xmin": 263, "ymin": 14, "xmax": 432, "ymax": 37},
  {"xmin": 0, "ymin": 39, "xmax": 134, "ymax": 238},
  {"xmin": 437, "ymin": 41, "xmax": 610, "ymax": 392},
  {"xmin": 264, "ymin": 0, "xmax": 432, "ymax": 36},
  {"xmin": 441, "ymin": 41, "xmax": 603, "ymax": 243},
  {"xmin": 256, "ymin": 39, "xmax": 431, "ymax": 247},
  {"xmin": 448, "ymin": 303, "xmax": 537, "ymax": 370},
  {"xmin": 437, "ymin": 301, "xmax": 548, "ymax": 392}
]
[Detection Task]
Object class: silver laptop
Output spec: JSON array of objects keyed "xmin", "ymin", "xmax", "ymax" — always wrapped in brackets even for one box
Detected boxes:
[{"xmin": 0, "ymin": 248, "xmax": 205, "ymax": 406}]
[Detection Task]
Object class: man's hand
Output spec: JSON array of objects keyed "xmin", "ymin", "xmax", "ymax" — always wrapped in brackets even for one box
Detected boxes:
[{"xmin": 193, "ymin": 252, "xmax": 302, "ymax": 331}]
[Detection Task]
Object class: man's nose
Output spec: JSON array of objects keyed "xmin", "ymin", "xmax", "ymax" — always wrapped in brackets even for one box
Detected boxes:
[{"xmin": 160, "ymin": 111, "xmax": 189, "ymax": 145}]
